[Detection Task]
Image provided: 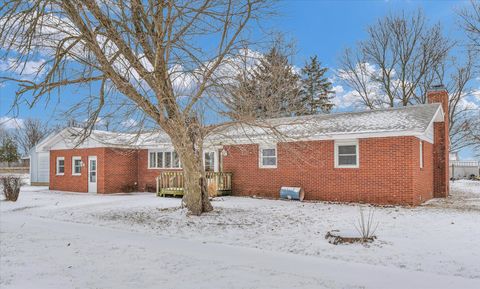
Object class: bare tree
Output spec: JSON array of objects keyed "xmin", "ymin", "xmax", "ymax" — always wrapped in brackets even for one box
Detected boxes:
[
  {"xmin": 13, "ymin": 118, "xmax": 50, "ymax": 156},
  {"xmin": 432, "ymin": 56, "xmax": 479, "ymax": 152},
  {"xmin": 459, "ymin": 0, "xmax": 480, "ymax": 68},
  {"xmin": 459, "ymin": 0, "xmax": 480, "ymax": 155},
  {"xmin": 338, "ymin": 10, "xmax": 479, "ymax": 152},
  {"xmin": 0, "ymin": 0, "xmax": 273, "ymax": 215},
  {"xmin": 338, "ymin": 11, "xmax": 451, "ymax": 108}
]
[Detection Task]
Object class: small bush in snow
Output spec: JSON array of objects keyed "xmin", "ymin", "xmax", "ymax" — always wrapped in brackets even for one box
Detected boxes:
[
  {"xmin": 1, "ymin": 175, "xmax": 23, "ymax": 201},
  {"xmin": 354, "ymin": 207, "xmax": 379, "ymax": 240}
]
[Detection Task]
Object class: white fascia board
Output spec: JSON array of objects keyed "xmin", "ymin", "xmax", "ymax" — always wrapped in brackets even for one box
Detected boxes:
[
  {"xmin": 141, "ymin": 143, "xmax": 224, "ymax": 151},
  {"xmin": 432, "ymin": 105, "xmax": 445, "ymax": 122},
  {"xmin": 42, "ymin": 130, "xmax": 436, "ymax": 151},
  {"xmin": 139, "ymin": 143, "xmax": 175, "ymax": 150},
  {"xmin": 416, "ymin": 133, "xmax": 434, "ymax": 144},
  {"xmin": 415, "ymin": 105, "xmax": 443, "ymax": 145},
  {"xmin": 35, "ymin": 132, "xmax": 65, "ymax": 152},
  {"xmin": 206, "ymin": 129, "xmax": 433, "ymax": 147},
  {"xmin": 422, "ymin": 105, "xmax": 443, "ymax": 138}
]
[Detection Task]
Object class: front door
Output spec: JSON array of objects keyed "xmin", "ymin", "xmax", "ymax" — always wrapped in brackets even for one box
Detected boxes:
[{"xmin": 88, "ymin": 156, "xmax": 97, "ymax": 193}]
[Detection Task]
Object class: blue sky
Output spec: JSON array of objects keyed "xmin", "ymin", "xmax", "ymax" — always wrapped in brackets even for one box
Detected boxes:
[
  {"xmin": 268, "ymin": 0, "xmax": 468, "ymax": 67},
  {"xmin": 0, "ymin": 0, "xmax": 478, "ymax": 158}
]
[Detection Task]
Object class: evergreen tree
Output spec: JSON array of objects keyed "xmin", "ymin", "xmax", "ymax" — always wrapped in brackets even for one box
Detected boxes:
[
  {"xmin": 0, "ymin": 133, "xmax": 20, "ymax": 166},
  {"xmin": 300, "ymin": 56, "xmax": 334, "ymax": 114},
  {"xmin": 226, "ymin": 46, "xmax": 302, "ymax": 119}
]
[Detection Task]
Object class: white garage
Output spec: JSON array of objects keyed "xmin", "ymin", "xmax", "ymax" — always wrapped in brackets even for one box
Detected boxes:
[
  {"xmin": 29, "ymin": 132, "xmax": 59, "ymax": 186},
  {"xmin": 30, "ymin": 150, "xmax": 50, "ymax": 185}
]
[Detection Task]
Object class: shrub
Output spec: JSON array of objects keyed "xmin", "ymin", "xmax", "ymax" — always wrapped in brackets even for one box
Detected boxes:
[
  {"xmin": 1, "ymin": 175, "xmax": 23, "ymax": 201},
  {"xmin": 121, "ymin": 183, "xmax": 138, "ymax": 193},
  {"xmin": 354, "ymin": 207, "xmax": 379, "ymax": 240},
  {"xmin": 145, "ymin": 184, "xmax": 156, "ymax": 192}
]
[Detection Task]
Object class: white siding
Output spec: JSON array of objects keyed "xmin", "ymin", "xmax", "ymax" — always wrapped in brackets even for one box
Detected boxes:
[
  {"xmin": 30, "ymin": 150, "xmax": 49, "ymax": 184},
  {"xmin": 37, "ymin": 153, "xmax": 49, "ymax": 182},
  {"xmin": 424, "ymin": 122, "xmax": 434, "ymax": 143},
  {"xmin": 449, "ymin": 162, "xmax": 479, "ymax": 179},
  {"xmin": 30, "ymin": 149, "xmax": 38, "ymax": 182}
]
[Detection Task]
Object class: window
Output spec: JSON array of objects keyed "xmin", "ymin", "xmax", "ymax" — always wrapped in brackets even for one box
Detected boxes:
[
  {"xmin": 149, "ymin": 152, "xmax": 157, "ymax": 168},
  {"xmin": 259, "ymin": 145, "xmax": 277, "ymax": 168},
  {"xmin": 149, "ymin": 151, "xmax": 163, "ymax": 168},
  {"xmin": 56, "ymin": 157, "xmax": 65, "ymax": 175},
  {"xmin": 204, "ymin": 151, "xmax": 215, "ymax": 171},
  {"xmin": 172, "ymin": 152, "xmax": 180, "ymax": 168},
  {"xmin": 164, "ymin": 151, "xmax": 172, "ymax": 168},
  {"xmin": 148, "ymin": 150, "xmax": 181, "ymax": 169},
  {"xmin": 419, "ymin": 140, "xmax": 424, "ymax": 169},
  {"xmin": 158, "ymin": 152, "xmax": 164, "ymax": 168},
  {"xmin": 72, "ymin": 156, "xmax": 82, "ymax": 175},
  {"xmin": 335, "ymin": 140, "xmax": 359, "ymax": 168}
]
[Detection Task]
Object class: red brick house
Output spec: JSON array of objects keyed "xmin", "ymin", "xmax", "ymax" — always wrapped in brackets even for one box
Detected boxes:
[{"xmin": 33, "ymin": 88, "xmax": 449, "ymax": 205}]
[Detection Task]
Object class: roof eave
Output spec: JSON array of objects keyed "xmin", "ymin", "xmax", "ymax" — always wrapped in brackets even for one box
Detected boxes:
[{"xmin": 206, "ymin": 129, "xmax": 432, "ymax": 146}]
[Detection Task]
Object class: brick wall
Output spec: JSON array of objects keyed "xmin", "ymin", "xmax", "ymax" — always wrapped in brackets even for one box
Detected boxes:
[
  {"xmin": 50, "ymin": 148, "xmax": 106, "ymax": 193},
  {"xmin": 49, "ymin": 133, "xmax": 439, "ymax": 204},
  {"xmin": 50, "ymin": 148, "xmax": 138, "ymax": 193},
  {"xmin": 137, "ymin": 149, "xmax": 182, "ymax": 192},
  {"xmin": 223, "ymin": 136, "xmax": 432, "ymax": 205},
  {"xmin": 427, "ymin": 89, "xmax": 450, "ymax": 197},
  {"xmin": 412, "ymin": 140, "xmax": 434, "ymax": 205},
  {"xmin": 103, "ymin": 148, "xmax": 138, "ymax": 193}
]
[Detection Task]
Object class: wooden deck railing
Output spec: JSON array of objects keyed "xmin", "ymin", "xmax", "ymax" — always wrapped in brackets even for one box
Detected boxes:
[{"xmin": 156, "ymin": 171, "xmax": 232, "ymax": 197}]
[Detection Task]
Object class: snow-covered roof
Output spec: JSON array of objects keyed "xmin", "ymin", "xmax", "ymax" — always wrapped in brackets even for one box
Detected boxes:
[
  {"xmin": 35, "ymin": 127, "xmax": 173, "ymax": 151},
  {"xmin": 206, "ymin": 103, "xmax": 443, "ymax": 144},
  {"xmin": 64, "ymin": 128, "xmax": 172, "ymax": 147},
  {"xmin": 35, "ymin": 103, "xmax": 444, "ymax": 151}
]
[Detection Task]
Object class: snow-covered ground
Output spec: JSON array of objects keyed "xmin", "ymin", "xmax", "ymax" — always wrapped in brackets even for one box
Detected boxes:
[{"xmin": 1, "ymin": 180, "xmax": 479, "ymax": 288}]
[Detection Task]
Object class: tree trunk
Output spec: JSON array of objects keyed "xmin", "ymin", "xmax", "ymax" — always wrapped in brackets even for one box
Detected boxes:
[
  {"xmin": 180, "ymin": 148, "xmax": 213, "ymax": 215},
  {"xmin": 169, "ymin": 122, "xmax": 213, "ymax": 216}
]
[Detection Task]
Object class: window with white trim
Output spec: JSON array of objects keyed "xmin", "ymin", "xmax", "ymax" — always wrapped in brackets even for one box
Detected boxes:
[
  {"xmin": 148, "ymin": 150, "xmax": 181, "ymax": 169},
  {"xmin": 334, "ymin": 140, "xmax": 359, "ymax": 168},
  {"xmin": 56, "ymin": 157, "xmax": 65, "ymax": 175},
  {"xmin": 259, "ymin": 145, "xmax": 277, "ymax": 168},
  {"xmin": 149, "ymin": 151, "xmax": 157, "ymax": 168},
  {"xmin": 72, "ymin": 156, "xmax": 82, "ymax": 175},
  {"xmin": 172, "ymin": 151, "xmax": 180, "ymax": 168},
  {"xmin": 419, "ymin": 140, "xmax": 424, "ymax": 169},
  {"xmin": 204, "ymin": 151, "xmax": 215, "ymax": 172}
]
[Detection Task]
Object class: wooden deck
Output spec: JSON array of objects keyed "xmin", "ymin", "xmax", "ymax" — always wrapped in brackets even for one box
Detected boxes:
[{"xmin": 156, "ymin": 171, "xmax": 232, "ymax": 197}]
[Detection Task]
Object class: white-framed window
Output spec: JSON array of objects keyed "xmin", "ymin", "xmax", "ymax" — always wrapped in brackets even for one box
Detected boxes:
[
  {"xmin": 72, "ymin": 156, "xmax": 82, "ymax": 175},
  {"xmin": 149, "ymin": 151, "xmax": 157, "ymax": 168},
  {"xmin": 419, "ymin": 140, "xmax": 424, "ymax": 169},
  {"xmin": 259, "ymin": 144, "xmax": 277, "ymax": 168},
  {"xmin": 334, "ymin": 140, "xmax": 359, "ymax": 168},
  {"xmin": 204, "ymin": 151, "xmax": 215, "ymax": 172},
  {"xmin": 148, "ymin": 150, "xmax": 181, "ymax": 169},
  {"xmin": 56, "ymin": 157, "xmax": 65, "ymax": 175},
  {"xmin": 164, "ymin": 151, "xmax": 172, "ymax": 168},
  {"xmin": 172, "ymin": 151, "xmax": 180, "ymax": 168}
]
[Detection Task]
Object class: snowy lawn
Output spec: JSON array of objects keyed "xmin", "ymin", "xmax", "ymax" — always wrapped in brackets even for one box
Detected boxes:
[{"xmin": 1, "ymin": 180, "xmax": 480, "ymax": 288}]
